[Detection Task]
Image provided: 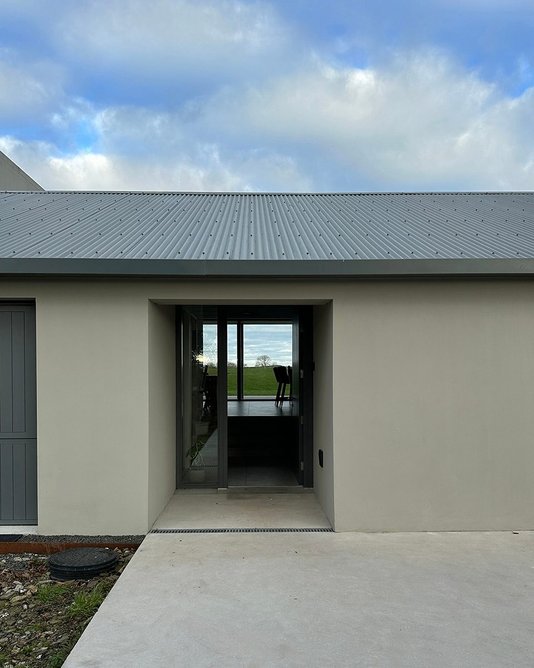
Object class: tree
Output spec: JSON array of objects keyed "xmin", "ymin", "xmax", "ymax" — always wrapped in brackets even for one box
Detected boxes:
[{"xmin": 255, "ymin": 354, "xmax": 272, "ymax": 367}]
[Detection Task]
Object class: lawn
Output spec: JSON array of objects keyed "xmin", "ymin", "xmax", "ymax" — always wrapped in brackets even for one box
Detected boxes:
[{"xmin": 215, "ymin": 366, "xmax": 280, "ymax": 396}]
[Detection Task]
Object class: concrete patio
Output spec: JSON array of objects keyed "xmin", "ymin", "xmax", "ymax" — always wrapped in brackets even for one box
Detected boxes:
[{"xmin": 65, "ymin": 495, "xmax": 534, "ymax": 667}]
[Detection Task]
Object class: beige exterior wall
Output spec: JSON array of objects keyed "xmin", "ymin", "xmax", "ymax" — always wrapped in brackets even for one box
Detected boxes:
[
  {"xmin": 0, "ymin": 280, "xmax": 331, "ymax": 534},
  {"xmin": 148, "ymin": 303, "xmax": 176, "ymax": 527},
  {"xmin": 34, "ymin": 285, "xmax": 149, "ymax": 534},
  {"xmin": 0, "ymin": 150, "xmax": 43, "ymax": 191},
  {"xmin": 313, "ymin": 303, "xmax": 334, "ymax": 525},
  {"xmin": 2, "ymin": 278, "xmax": 534, "ymax": 533},
  {"xmin": 333, "ymin": 281, "xmax": 534, "ymax": 531}
]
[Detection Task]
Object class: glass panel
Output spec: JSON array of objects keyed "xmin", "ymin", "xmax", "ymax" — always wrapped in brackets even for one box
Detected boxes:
[
  {"xmin": 182, "ymin": 307, "xmax": 218, "ymax": 485},
  {"xmin": 227, "ymin": 323, "xmax": 237, "ymax": 399},
  {"xmin": 243, "ymin": 324, "xmax": 292, "ymax": 398}
]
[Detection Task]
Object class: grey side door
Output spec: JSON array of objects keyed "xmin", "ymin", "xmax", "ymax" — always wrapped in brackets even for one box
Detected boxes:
[{"xmin": 0, "ymin": 303, "xmax": 37, "ymax": 524}]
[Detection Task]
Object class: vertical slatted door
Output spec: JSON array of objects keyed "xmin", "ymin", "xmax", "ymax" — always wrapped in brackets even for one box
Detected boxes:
[{"xmin": 0, "ymin": 303, "xmax": 37, "ymax": 524}]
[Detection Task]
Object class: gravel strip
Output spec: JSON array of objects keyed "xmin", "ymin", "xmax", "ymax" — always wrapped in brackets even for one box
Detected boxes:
[{"xmin": 0, "ymin": 553, "xmax": 48, "ymax": 571}]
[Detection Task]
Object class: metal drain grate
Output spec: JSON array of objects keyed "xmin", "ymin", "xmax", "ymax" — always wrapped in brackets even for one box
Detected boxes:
[{"xmin": 151, "ymin": 527, "xmax": 333, "ymax": 534}]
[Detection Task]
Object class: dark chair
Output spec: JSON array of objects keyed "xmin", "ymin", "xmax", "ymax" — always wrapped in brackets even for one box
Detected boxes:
[{"xmin": 273, "ymin": 365, "xmax": 291, "ymax": 406}]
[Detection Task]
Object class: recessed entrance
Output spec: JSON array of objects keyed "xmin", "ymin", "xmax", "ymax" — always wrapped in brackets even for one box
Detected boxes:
[{"xmin": 176, "ymin": 306, "xmax": 313, "ymax": 489}]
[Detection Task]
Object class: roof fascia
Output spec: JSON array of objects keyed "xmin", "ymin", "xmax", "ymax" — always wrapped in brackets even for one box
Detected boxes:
[{"xmin": 1, "ymin": 258, "xmax": 534, "ymax": 278}]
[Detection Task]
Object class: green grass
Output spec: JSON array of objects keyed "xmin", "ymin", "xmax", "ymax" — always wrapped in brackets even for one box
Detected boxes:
[
  {"xmin": 226, "ymin": 366, "xmax": 279, "ymax": 396},
  {"xmin": 67, "ymin": 583, "xmax": 109, "ymax": 619},
  {"xmin": 37, "ymin": 583, "xmax": 72, "ymax": 604},
  {"xmin": 46, "ymin": 648, "xmax": 71, "ymax": 668},
  {"xmin": 207, "ymin": 365, "xmax": 288, "ymax": 396}
]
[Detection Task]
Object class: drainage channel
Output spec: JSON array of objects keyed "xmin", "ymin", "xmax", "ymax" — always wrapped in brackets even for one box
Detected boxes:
[{"xmin": 151, "ymin": 527, "xmax": 333, "ymax": 534}]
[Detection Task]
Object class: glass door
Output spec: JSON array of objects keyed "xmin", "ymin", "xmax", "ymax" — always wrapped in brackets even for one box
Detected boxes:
[
  {"xmin": 177, "ymin": 305, "xmax": 313, "ymax": 489},
  {"xmin": 180, "ymin": 306, "xmax": 227, "ymax": 487}
]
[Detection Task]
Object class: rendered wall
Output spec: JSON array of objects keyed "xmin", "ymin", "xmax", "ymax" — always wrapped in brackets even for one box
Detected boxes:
[
  {"xmin": 312, "ymin": 303, "xmax": 334, "ymax": 526},
  {"xmin": 0, "ymin": 150, "xmax": 43, "ymax": 191},
  {"xmin": 34, "ymin": 285, "xmax": 149, "ymax": 534},
  {"xmin": 0, "ymin": 280, "xmax": 332, "ymax": 534},
  {"xmin": 2, "ymin": 278, "xmax": 533, "ymax": 533},
  {"xmin": 333, "ymin": 281, "xmax": 534, "ymax": 531},
  {"xmin": 147, "ymin": 303, "xmax": 176, "ymax": 528}
]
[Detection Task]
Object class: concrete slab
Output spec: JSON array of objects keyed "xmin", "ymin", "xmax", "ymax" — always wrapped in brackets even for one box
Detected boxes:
[
  {"xmin": 65, "ymin": 531, "xmax": 534, "ymax": 667},
  {"xmin": 153, "ymin": 491, "xmax": 331, "ymax": 529},
  {"xmin": 0, "ymin": 525, "xmax": 38, "ymax": 535}
]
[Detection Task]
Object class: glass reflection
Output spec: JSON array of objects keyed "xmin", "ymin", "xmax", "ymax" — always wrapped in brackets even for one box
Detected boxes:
[{"xmin": 182, "ymin": 309, "xmax": 218, "ymax": 485}]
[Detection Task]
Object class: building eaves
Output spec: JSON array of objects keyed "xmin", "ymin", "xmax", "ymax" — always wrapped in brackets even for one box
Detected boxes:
[{"xmin": 2, "ymin": 257, "xmax": 534, "ymax": 279}]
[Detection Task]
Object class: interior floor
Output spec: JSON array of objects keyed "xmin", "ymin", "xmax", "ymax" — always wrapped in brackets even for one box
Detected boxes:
[
  {"xmin": 228, "ymin": 400, "xmax": 300, "ymax": 487},
  {"xmin": 228, "ymin": 464, "xmax": 299, "ymax": 487},
  {"xmin": 228, "ymin": 400, "xmax": 294, "ymax": 417}
]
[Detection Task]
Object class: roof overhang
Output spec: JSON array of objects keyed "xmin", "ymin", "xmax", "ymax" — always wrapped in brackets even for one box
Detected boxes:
[{"xmin": 2, "ymin": 257, "xmax": 534, "ymax": 279}]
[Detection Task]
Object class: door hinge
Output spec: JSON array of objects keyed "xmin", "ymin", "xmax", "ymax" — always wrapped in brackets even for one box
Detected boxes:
[
  {"xmin": 300, "ymin": 415, "xmax": 304, "ymax": 425},
  {"xmin": 300, "ymin": 369, "xmax": 304, "ymax": 379},
  {"xmin": 300, "ymin": 461, "xmax": 304, "ymax": 471}
]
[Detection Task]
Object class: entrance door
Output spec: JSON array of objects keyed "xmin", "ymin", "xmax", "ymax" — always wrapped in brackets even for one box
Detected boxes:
[
  {"xmin": 177, "ymin": 305, "xmax": 312, "ymax": 489},
  {"xmin": 0, "ymin": 303, "xmax": 37, "ymax": 524}
]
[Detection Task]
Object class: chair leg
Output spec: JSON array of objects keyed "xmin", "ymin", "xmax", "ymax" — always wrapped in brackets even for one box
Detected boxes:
[
  {"xmin": 275, "ymin": 382, "xmax": 281, "ymax": 406},
  {"xmin": 280, "ymin": 382, "xmax": 286, "ymax": 405}
]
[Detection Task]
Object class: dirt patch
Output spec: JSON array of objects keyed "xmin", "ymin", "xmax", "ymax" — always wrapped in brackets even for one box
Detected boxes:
[{"xmin": 0, "ymin": 548, "xmax": 135, "ymax": 667}]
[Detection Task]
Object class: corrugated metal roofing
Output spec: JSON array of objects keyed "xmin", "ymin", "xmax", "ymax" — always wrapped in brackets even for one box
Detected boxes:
[{"xmin": 1, "ymin": 191, "xmax": 534, "ymax": 275}]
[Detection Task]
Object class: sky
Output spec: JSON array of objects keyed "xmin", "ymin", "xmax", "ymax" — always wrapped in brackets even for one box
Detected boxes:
[
  {"xmin": 204, "ymin": 324, "xmax": 292, "ymax": 367},
  {"xmin": 1, "ymin": 0, "xmax": 534, "ymax": 192}
]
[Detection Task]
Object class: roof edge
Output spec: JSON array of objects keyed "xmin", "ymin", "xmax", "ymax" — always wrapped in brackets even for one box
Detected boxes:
[
  {"xmin": 2, "ymin": 189, "xmax": 534, "ymax": 196},
  {"xmin": 2, "ymin": 258, "xmax": 534, "ymax": 279}
]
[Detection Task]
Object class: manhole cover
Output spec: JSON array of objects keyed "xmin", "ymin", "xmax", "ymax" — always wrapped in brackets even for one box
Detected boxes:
[{"xmin": 48, "ymin": 547, "xmax": 118, "ymax": 580}]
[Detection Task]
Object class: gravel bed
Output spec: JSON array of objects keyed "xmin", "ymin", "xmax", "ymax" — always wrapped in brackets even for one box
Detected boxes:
[
  {"xmin": 0, "ymin": 548, "xmax": 135, "ymax": 667},
  {"xmin": 0, "ymin": 553, "xmax": 48, "ymax": 572}
]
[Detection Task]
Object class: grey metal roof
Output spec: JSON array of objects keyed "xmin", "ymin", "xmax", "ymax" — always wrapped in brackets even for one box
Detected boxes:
[{"xmin": 1, "ymin": 190, "xmax": 534, "ymax": 277}]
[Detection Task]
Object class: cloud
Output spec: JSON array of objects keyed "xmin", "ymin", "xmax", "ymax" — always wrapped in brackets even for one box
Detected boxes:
[
  {"xmin": 0, "ymin": 136, "xmax": 250, "ymax": 191},
  {"xmin": 195, "ymin": 50, "xmax": 534, "ymax": 189},
  {"xmin": 0, "ymin": 132, "xmax": 311, "ymax": 192},
  {"xmin": 57, "ymin": 0, "xmax": 283, "ymax": 55},
  {"xmin": 0, "ymin": 0, "xmax": 299, "ymax": 112},
  {"xmin": 1, "ymin": 94, "xmax": 312, "ymax": 191},
  {"xmin": 48, "ymin": 0, "xmax": 294, "ymax": 101},
  {"xmin": 45, "ymin": 151, "xmax": 247, "ymax": 192},
  {"xmin": 0, "ymin": 50, "xmax": 64, "ymax": 123},
  {"xmin": 436, "ymin": 0, "xmax": 533, "ymax": 9},
  {"xmin": 1, "ymin": 0, "xmax": 534, "ymax": 193}
]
